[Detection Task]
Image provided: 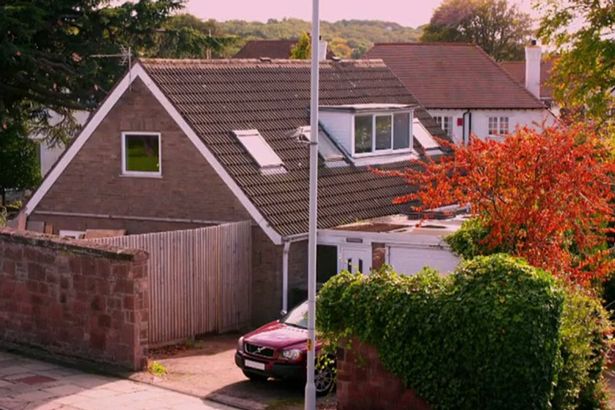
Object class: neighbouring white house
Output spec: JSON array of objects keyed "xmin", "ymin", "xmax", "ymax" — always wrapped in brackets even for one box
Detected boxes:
[
  {"xmin": 365, "ymin": 42, "xmax": 556, "ymax": 144},
  {"xmin": 30, "ymin": 110, "xmax": 90, "ymax": 176}
]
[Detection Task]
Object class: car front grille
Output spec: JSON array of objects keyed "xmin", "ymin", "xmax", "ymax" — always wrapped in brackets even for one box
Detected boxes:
[{"xmin": 244, "ymin": 342, "xmax": 275, "ymax": 358}]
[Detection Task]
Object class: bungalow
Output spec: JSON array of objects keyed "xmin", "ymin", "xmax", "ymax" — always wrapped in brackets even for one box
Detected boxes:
[
  {"xmin": 365, "ymin": 42, "xmax": 556, "ymax": 144},
  {"xmin": 23, "ymin": 58, "xmax": 452, "ymax": 324}
]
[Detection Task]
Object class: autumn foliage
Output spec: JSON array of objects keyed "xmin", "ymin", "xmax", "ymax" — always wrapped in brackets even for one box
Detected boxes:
[{"xmin": 377, "ymin": 124, "xmax": 615, "ymax": 286}]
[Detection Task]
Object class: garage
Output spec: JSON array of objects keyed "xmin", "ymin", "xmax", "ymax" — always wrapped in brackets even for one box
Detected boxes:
[{"xmin": 318, "ymin": 214, "xmax": 463, "ymax": 277}]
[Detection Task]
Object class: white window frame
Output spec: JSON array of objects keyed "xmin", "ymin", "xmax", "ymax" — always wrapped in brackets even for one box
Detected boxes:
[
  {"xmin": 488, "ymin": 117, "xmax": 510, "ymax": 136},
  {"xmin": 488, "ymin": 117, "xmax": 499, "ymax": 136},
  {"xmin": 121, "ymin": 132, "xmax": 162, "ymax": 177},
  {"xmin": 434, "ymin": 116, "xmax": 452, "ymax": 137},
  {"xmin": 499, "ymin": 116, "xmax": 510, "ymax": 135},
  {"xmin": 352, "ymin": 111, "xmax": 413, "ymax": 157}
]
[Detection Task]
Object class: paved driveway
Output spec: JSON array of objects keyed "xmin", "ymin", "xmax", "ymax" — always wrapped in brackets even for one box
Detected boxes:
[
  {"xmin": 0, "ymin": 350, "xmax": 234, "ymax": 410},
  {"xmin": 129, "ymin": 334, "xmax": 335, "ymax": 410}
]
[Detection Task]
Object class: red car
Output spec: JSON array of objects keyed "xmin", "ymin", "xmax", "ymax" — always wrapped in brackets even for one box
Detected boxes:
[{"xmin": 234, "ymin": 301, "xmax": 336, "ymax": 396}]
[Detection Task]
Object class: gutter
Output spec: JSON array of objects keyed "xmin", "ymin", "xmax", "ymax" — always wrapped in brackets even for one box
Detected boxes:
[
  {"xmin": 282, "ymin": 241, "xmax": 291, "ymax": 315},
  {"xmin": 462, "ymin": 109, "xmax": 472, "ymax": 145}
]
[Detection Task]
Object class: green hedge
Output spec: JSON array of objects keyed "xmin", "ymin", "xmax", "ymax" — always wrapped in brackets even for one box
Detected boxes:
[{"xmin": 317, "ymin": 254, "xmax": 609, "ymax": 410}]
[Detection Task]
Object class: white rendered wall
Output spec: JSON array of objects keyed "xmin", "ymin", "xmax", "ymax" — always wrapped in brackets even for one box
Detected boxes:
[
  {"xmin": 319, "ymin": 111, "xmax": 354, "ymax": 154},
  {"xmin": 428, "ymin": 108, "xmax": 555, "ymax": 144}
]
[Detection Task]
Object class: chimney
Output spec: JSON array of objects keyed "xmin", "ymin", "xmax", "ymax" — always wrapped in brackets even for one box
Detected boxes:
[
  {"xmin": 525, "ymin": 39, "xmax": 541, "ymax": 99},
  {"xmin": 318, "ymin": 39, "xmax": 328, "ymax": 61}
]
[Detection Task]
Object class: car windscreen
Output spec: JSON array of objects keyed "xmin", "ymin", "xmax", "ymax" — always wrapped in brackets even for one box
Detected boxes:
[{"xmin": 281, "ymin": 301, "xmax": 308, "ymax": 329}]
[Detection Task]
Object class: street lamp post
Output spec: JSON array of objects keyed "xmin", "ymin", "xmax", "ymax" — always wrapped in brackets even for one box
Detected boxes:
[{"xmin": 304, "ymin": 0, "xmax": 320, "ymax": 408}]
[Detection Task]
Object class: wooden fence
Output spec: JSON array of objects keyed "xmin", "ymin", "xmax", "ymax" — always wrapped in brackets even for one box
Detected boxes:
[{"xmin": 91, "ymin": 221, "xmax": 252, "ymax": 346}]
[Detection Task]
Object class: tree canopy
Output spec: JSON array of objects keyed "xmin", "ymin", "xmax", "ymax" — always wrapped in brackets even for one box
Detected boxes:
[
  {"xmin": 215, "ymin": 18, "xmax": 422, "ymax": 58},
  {"xmin": 147, "ymin": 14, "xmax": 237, "ymax": 59},
  {"xmin": 0, "ymin": 117, "xmax": 40, "ymax": 205},
  {"xmin": 375, "ymin": 124, "xmax": 615, "ymax": 286},
  {"xmin": 289, "ymin": 32, "xmax": 311, "ymax": 59},
  {"xmin": 535, "ymin": 0, "xmax": 615, "ymax": 123},
  {"xmin": 421, "ymin": 0, "xmax": 533, "ymax": 61},
  {"xmin": 0, "ymin": 1, "xmax": 218, "ymax": 144}
]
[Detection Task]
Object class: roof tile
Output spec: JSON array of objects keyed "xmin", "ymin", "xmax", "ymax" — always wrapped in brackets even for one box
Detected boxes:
[{"xmin": 141, "ymin": 58, "xmax": 445, "ymax": 237}]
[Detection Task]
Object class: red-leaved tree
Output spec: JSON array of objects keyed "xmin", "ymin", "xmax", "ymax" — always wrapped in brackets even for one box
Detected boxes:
[{"xmin": 376, "ymin": 124, "xmax": 615, "ymax": 286}]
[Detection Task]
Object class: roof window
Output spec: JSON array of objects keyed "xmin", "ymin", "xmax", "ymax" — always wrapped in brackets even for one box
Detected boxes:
[{"xmin": 233, "ymin": 129, "xmax": 286, "ymax": 175}]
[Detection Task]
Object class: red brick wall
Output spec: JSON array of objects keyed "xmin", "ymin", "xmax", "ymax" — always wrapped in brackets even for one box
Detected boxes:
[
  {"xmin": 337, "ymin": 338, "xmax": 431, "ymax": 410},
  {"xmin": 29, "ymin": 78, "xmax": 250, "ymax": 235},
  {"xmin": 0, "ymin": 228, "xmax": 149, "ymax": 370}
]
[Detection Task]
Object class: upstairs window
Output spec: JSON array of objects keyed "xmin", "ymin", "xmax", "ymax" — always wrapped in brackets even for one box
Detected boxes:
[
  {"xmin": 434, "ymin": 116, "xmax": 452, "ymax": 137},
  {"xmin": 121, "ymin": 132, "xmax": 161, "ymax": 177},
  {"xmin": 353, "ymin": 112, "xmax": 411, "ymax": 155},
  {"xmin": 354, "ymin": 116, "xmax": 373, "ymax": 154}
]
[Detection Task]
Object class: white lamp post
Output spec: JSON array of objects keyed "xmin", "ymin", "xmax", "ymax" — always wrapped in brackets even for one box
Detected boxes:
[{"xmin": 305, "ymin": 0, "xmax": 320, "ymax": 408}]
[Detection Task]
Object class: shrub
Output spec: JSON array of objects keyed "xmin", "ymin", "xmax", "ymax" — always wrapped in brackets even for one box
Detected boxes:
[
  {"xmin": 445, "ymin": 217, "xmax": 492, "ymax": 259},
  {"xmin": 554, "ymin": 289, "xmax": 610, "ymax": 410},
  {"xmin": 318, "ymin": 254, "xmax": 609, "ymax": 410}
]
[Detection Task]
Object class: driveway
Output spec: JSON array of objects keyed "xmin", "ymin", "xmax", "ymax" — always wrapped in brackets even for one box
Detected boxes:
[
  {"xmin": 129, "ymin": 334, "xmax": 335, "ymax": 410},
  {"xmin": 0, "ymin": 350, "xmax": 234, "ymax": 410}
]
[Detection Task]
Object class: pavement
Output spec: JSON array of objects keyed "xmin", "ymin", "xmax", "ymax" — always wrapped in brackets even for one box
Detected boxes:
[{"xmin": 0, "ymin": 350, "xmax": 235, "ymax": 410}]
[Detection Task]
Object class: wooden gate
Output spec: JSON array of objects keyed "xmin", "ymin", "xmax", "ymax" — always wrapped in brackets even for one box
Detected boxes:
[{"xmin": 92, "ymin": 221, "xmax": 252, "ymax": 346}]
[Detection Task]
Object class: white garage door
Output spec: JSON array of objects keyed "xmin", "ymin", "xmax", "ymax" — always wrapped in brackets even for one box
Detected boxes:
[{"xmin": 388, "ymin": 246, "xmax": 459, "ymax": 276}]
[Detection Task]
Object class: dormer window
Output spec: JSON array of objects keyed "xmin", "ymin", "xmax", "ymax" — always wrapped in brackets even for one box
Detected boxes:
[
  {"xmin": 319, "ymin": 103, "xmax": 417, "ymax": 166},
  {"xmin": 353, "ymin": 112, "xmax": 411, "ymax": 156}
]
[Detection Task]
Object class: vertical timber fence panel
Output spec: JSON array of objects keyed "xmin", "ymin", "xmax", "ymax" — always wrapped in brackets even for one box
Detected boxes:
[{"xmin": 92, "ymin": 221, "xmax": 252, "ymax": 346}]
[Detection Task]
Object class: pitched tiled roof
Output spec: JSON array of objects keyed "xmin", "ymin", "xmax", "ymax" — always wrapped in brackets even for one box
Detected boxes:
[
  {"xmin": 234, "ymin": 39, "xmax": 336, "ymax": 59},
  {"xmin": 365, "ymin": 43, "xmax": 545, "ymax": 110},
  {"xmin": 140, "ymin": 58, "xmax": 445, "ymax": 237},
  {"xmin": 499, "ymin": 60, "xmax": 554, "ymax": 99}
]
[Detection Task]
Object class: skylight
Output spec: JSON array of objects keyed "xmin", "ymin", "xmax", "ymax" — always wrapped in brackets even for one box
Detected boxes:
[
  {"xmin": 413, "ymin": 119, "xmax": 442, "ymax": 152},
  {"xmin": 233, "ymin": 129, "xmax": 286, "ymax": 174}
]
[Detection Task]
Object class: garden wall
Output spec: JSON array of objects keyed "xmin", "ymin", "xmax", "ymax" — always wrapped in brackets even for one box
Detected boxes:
[
  {"xmin": 336, "ymin": 338, "xmax": 431, "ymax": 410},
  {"xmin": 0, "ymin": 228, "xmax": 149, "ymax": 370}
]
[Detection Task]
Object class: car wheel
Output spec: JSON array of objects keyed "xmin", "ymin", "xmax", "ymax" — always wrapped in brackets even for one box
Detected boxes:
[
  {"xmin": 242, "ymin": 370, "xmax": 268, "ymax": 382},
  {"xmin": 314, "ymin": 362, "xmax": 335, "ymax": 396}
]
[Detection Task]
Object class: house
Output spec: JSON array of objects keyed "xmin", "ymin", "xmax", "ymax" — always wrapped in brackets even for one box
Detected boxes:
[
  {"xmin": 234, "ymin": 39, "xmax": 335, "ymax": 60},
  {"xmin": 500, "ymin": 42, "xmax": 557, "ymax": 115},
  {"xmin": 30, "ymin": 110, "xmax": 90, "ymax": 177},
  {"xmin": 365, "ymin": 42, "xmax": 556, "ymax": 144},
  {"xmin": 23, "ymin": 58, "xmax": 452, "ymax": 324}
]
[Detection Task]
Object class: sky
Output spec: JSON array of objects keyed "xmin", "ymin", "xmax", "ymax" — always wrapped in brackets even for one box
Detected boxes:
[{"xmin": 185, "ymin": 0, "xmax": 536, "ymax": 28}]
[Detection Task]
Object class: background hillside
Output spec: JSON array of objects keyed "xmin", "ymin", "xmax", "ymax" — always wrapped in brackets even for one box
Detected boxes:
[{"xmin": 212, "ymin": 18, "xmax": 423, "ymax": 58}]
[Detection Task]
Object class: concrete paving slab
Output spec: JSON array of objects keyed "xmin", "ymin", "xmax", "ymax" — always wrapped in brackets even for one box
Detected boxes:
[{"xmin": 42, "ymin": 384, "xmax": 85, "ymax": 397}]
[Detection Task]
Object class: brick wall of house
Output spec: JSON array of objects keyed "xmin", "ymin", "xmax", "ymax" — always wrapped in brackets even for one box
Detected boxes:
[
  {"xmin": 0, "ymin": 228, "xmax": 149, "ymax": 370},
  {"xmin": 288, "ymin": 240, "xmax": 308, "ymax": 309},
  {"xmin": 337, "ymin": 338, "xmax": 431, "ymax": 410},
  {"xmin": 29, "ymin": 78, "xmax": 250, "ymax": 235},
  {"xmin": 251, "ymin": 226, "xmax": 283, "ymax": 325},
  {"xmin": 249, "ymin": 233, "xmax": 309, "ymax": 325}
]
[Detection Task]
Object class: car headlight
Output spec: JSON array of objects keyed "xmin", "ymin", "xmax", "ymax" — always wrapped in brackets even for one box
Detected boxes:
[
  {"xmin": 281, "ymin": 349, "xmax": 302, "ymax": 361},
  {"xmin": 237, "ymin": 336, "xmax": 244, "ymax": 352}
]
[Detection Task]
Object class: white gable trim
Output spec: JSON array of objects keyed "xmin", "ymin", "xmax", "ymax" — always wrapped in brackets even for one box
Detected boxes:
[{"xmin": 25, "ymin": 63, "xmax": 283, "ymax": 245}]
